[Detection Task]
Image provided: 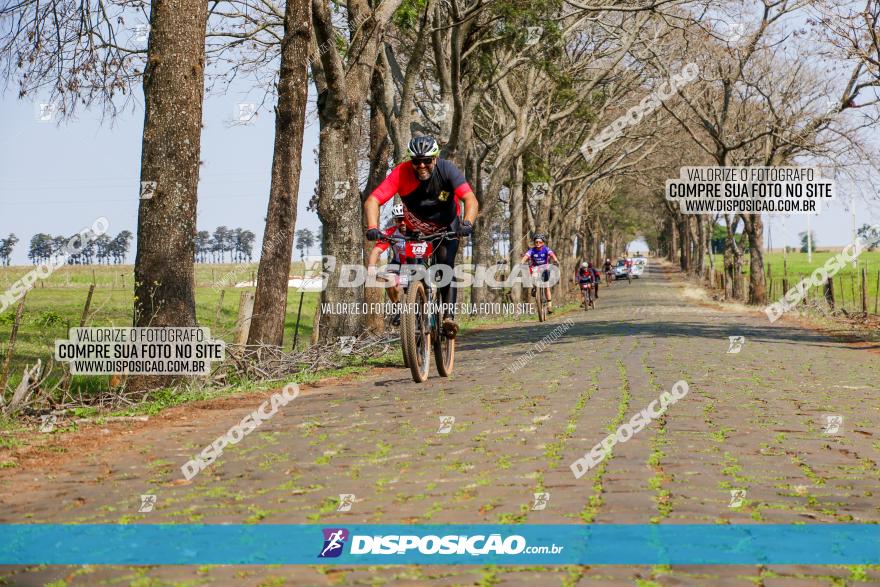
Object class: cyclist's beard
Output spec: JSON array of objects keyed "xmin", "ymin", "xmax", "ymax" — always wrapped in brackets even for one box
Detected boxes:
[{"xmin": 416, "ymin": 167, "xmax": 432, "ymax": 181}]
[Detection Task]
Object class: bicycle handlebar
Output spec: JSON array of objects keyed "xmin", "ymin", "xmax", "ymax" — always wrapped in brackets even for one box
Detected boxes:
[{"xmin": 377, "ymin": 230, "xmax": 459, "ymax": 243}]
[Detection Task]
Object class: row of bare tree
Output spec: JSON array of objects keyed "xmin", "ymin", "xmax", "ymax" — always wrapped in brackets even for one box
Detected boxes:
[{"xmin": 4, "ymin": 0, "xmax": 880, "ymax": 386}]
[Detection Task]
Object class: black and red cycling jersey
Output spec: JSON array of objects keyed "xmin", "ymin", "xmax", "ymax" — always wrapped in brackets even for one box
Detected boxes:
[
  {"xmin": 374, "ymin": 226, "xmax": 413, "ymax": 264},
  {"xmin": 369, "ymin": 159, "xmax": 472, "ymax": 233},
  {"xmin": 577, "ymin": 267, "xmax": 600, "ymax": 282}
]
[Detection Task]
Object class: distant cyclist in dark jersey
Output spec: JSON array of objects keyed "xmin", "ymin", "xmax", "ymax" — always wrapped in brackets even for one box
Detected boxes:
[
  {"xmin": 588, "ymin": 261, "xmax": 600, "ymax": 298},
  {"xmin": 364, "ymin": 136, "xmax": 479, "ymax": 338},
  {"xmin": 575, "ymin": 261, "xmax": 597, "ymax": 306},
  {"xmin": 520, "ymin": 234, "xmax": 559, "ymax": 314}
]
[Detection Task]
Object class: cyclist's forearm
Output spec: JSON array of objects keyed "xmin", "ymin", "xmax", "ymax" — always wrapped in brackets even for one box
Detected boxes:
[
  {"xmin": 460, "ymin": 191, "xmax": 478, "ymax": 223},
  {"xmin": 364, "ymin": 196, "xmax": 381, "ymax": 229}
]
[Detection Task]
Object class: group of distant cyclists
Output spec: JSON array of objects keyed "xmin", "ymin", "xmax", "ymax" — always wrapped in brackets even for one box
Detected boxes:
[
  {"xmin": 362, "ymin": 133, "xmax": 637, "ymax": 327},
  {"xmin": 520, "ymin": 235, "xmax": 633, "ymax": 311}
]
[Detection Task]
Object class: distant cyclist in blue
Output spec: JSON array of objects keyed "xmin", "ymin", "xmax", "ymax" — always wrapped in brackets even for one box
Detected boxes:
[{"xmin": 521, "ymin": 233, "xmax": 559, "ymax": 314}]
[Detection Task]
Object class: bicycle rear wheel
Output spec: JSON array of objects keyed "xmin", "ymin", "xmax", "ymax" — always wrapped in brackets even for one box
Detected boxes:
[
  {"xmin": 433, "ymin": 293, "xmax": 455, "ymax": 378},
  {"xmin": 401, "ymin": 281, "xmax": 430, "ymax": 382}
]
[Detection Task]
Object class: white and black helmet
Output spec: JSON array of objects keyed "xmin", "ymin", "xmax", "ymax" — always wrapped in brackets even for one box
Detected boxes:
[
  {"xmin": 391, "ymin": 203, "xmax": 405, "ymax": 218},
  {"xmin": 407, "ymin": 135, "xmax": 441, "ymax": 158}
]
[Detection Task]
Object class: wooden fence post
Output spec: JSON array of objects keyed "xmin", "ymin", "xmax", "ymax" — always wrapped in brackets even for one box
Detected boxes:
[
  {"xmin": 824, "ymin": 276, "xmax": 835, "ymax": 311},
  {"xmin": 234, "ymin": 291, "xmax": 255, "ymax": 345},
  {"xmin": 214, "ymin": 289, "xmax": 226, "ymax": 328},
  {"xmin": 875, "ymin": 270, "xmax": 880, "ymax": 315},
  {"xmin": 861, "ymin": 267, "xmax": 868, "ymax": 313},
  {"xmin": 0, "ymin": 293, "xmax": 27, "ymax": 393},
  {"xmin": 310, "ymin": 301, "xmax": 322, "ymax": 346},
  {"xmin": 782, "ymin": 259, "xmax": 789, "ymax": 298},
  {"xmin": 850, "ymin": 274, "xmax": 856, "ymax": 312},
  {"xmin": 80, "ymin": 283, "xmax": 95, "ymax": 327}
]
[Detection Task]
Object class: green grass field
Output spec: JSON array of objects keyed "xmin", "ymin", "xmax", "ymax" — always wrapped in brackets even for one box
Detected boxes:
[
  {"xmin": 0, "ymin": 261, "xmax": 543, "ymax": 399},
  {"xmin": 710, "ymin": 250, "xmax": 880, "ymax": 311},
  {"xmin": 0, "ymin": 263, "xmax": 321, "ymax": 394}
]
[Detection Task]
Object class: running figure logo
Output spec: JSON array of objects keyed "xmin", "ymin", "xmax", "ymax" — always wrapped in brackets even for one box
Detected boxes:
[
  {"xmin": 39, "ymin": 414, "xmax": 56, "ymax": 433},
  {"xmin": 729, "ymin": 489, "xmax": 746, "ymax": 508},
  {"xmin": 138, "ymin": 494, "xmax": 157, "ymax": 513},
  {"xmin": 337, "ymin": 494, "xmax": 355, "ymax": 512},
  {"xmin": 532, "ymin": 492, "xmax": 550, "ymax": 511},
  {"xmin": 318, "ymin": 528, "xmax": 349, "ymax": 558},
  {"xmin": 823, "ymin": 414, "xmax": 843, "ymax": 435},
  {"xmin": 727, "ymin": 335, "xmax": 745, "ymax": 354},
  {"xmin": 438, "ymin": 416, "xmax": 455, "ymax": 434}
]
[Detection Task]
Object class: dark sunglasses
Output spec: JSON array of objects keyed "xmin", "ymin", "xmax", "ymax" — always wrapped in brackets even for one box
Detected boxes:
[{"xmin": 411, "ymin": 158, "xmax": 434, "ymax": 167}]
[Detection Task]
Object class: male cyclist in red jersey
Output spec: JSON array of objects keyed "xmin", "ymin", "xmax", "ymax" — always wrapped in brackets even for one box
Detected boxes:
[{"xmin": 364, "ymin": 136, "xmax": 479, "ymax": 338}]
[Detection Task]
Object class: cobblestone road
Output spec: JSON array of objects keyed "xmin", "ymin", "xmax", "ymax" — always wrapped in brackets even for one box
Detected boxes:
[{"xmin": 2, "ymin": 261, "xmax": 879, "ymax": 586}]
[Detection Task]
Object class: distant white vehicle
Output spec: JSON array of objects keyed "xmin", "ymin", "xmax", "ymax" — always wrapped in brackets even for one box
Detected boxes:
[
  {"xmin": 235, "ymin": 275, "xmax": 324, "ymax": 291},
  {"xmin": 631, "ymin": 257, "xmax": 647, "ymax": 278},
  {"xmin": 613, "ymin": 259, "xmax": 630, "ymax": 280}
]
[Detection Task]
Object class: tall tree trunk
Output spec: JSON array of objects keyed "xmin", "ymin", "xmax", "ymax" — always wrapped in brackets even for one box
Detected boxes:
[
  {"xmin": 723, "ymin": 243, "xmax": 733, "ymax": 299},
  {"xmin": 247, "ymin": 0, "xmax": 311, "ymax": 346},
  {"xmin": 743, "ymin": 213, "xmax": 767, "ymax": 305},
  {"xmin": 316, "ymin": 110, "xmax": 363, "ymax": 340},
  {"xmin": 363, "ymin": 62, "xmax": 392, "ymax": 333},
  {"xmin": 677, "ymin": 216, "xmax": 689, "ymax": 272},
  {"xmin": 692, "ymin": 216, "xmax": 703, "ymax": 277},
  {"xmin": 133, "ymin": 0, "xmax": 208, "ymax": 331},
  {"xmin": 667, "ymin": 216, "xmax": 678, "ymax": 263},
  {"xmin": 310, "ymin": 0, "xmax": 402, "ymax": 342},
  {"xmin": 508, "ymin": 156, "xmax": 524, "ymax": 303},
  {"xmin": 556, "ymin": 214, "xmax": 577, "ymax": 303},
  {"xmin": 725, "ymin": 215, "xmax": 745, "ymax": 300},
  {"xmin": 471, "ymin": 170, "xmax": 501, "ymax": 308},
  {"xmin": 707, "ymin": 217, "xmax": 716, "ymax": 287}
]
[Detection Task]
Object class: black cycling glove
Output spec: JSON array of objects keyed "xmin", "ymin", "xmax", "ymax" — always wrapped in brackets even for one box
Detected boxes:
[
  {"xmin": 457, "ymin": 220, "xmax": 473, "ymax": 237},
  {"xmin": 366, "ymin": 228, "xmax": 382, "ymax": 241}
]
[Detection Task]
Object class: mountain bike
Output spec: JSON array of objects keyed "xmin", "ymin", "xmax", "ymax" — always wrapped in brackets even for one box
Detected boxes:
[
  {"xmin": 579, "ymin": 280, "xmax": 594, "ymax": 310},
  {"xmin": 529, "ymin": 264, "xmax": 552, "ymax": 322},
  {"xmin": 379, "ymin": 230, "xmax": 457, "ymax": 383}
]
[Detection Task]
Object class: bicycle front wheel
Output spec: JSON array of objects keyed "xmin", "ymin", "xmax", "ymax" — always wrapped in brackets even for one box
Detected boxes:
[
  {"xmin": 535, "ymin": 286, "xmax": 546, "ymax": 322},
  {"xmin": 401, "ymin": 280, "xmax": 430, "ymax": 382}
]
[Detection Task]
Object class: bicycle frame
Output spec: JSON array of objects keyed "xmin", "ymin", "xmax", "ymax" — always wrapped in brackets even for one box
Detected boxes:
[{"xmin": 377, "ymin": 230, "xmax": 458, "ymax": 382}]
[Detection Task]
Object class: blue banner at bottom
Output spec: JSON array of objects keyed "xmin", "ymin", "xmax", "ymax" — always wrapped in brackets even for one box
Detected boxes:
[{"xmin": 0, "ymin": 524, "xmax": 878, "ymax": 565}]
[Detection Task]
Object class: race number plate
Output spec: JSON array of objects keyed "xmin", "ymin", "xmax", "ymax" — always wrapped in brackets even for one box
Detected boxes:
[{"xmin": 405, "ymin": 241, "xmax": 433, "ymax": 259}]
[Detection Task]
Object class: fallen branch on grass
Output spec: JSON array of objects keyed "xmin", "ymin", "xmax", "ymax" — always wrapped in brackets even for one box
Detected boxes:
[
  {"xmin": 211, "ymin": 332, "xmax": 398, "ymax": 383},
  {"xmin": 4, "ymin": 332, "xmax": 400, "ymax": 421}
]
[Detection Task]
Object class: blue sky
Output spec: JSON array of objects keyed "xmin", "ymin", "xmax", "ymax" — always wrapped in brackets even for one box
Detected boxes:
[
  {"xmin": 0, "ymin": 86, "xmax": 323, "ymax": 265},
  {"xmin": 1, "ymin": 86, "xmax": 877, "ymax": 265}
]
